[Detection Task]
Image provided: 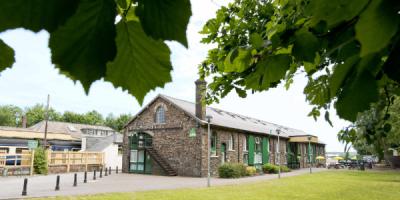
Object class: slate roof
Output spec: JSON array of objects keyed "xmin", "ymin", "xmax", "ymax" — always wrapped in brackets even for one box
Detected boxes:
[
  {"xmin": 0, "ymin": 126, "xmax": 80, "ymax": 141},
  {"xmin": 127, "ymin": 94, "xmax": 312, "ymax": 138},
  {"xmin": 85, "ymin": 134, "xmax": 123, "ymax": 151},
  {"xmin": 29, "ymin": 121, "xmax": 115, "ymax": 139}
]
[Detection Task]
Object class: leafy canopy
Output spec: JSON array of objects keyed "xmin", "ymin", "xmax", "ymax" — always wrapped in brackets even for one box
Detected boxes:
[
  {"xmin": 0, "ymin": 103, "xmax": 131, "ymax": 131},
  {"xmin": 0, "ymin": 0, "xmax": 192, "ymax": 104},
  {"xmin": 338, "ymin": 84, "xmax": 400, "ymax": 160},
  {"xmin": 200, "ymin": 0, "xmax": 400, "ymax": 122}
]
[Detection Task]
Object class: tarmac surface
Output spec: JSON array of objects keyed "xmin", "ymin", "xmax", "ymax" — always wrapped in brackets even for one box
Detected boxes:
[{"xmin": 0, "ymin": 168, "xmax": 326, "ymax": 199}]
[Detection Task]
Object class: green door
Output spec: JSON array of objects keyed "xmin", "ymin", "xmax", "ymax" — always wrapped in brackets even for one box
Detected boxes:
[
  {"xmin": 262, "ymin": 137, "xmax": 269, "ymax": 164},
  {"xmin": 248, "ymin": 135, "xmax": 255, "ymax": 165},
  {"xmin": 129, "ymin": 132, "xmax": 153, "ymax": 174},
  {"xmin": 130, "ymin": 150, "xmax": 145, "ymax": 173},
  {"xmin": 144, "ymin": 152, "xmax": 152, "ymax": 174}
]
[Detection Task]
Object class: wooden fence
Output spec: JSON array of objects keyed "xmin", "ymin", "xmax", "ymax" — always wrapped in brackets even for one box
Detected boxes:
[
  {"xmin": 47, "ymin": 151, "xmax": 104, "ymax": 173},
  {"xmin": 0, "ymin": 151, "xmax": 104, "ymax": 176},
  {"xmin": 0, "ymin": 151, "xmax": 35, "ymax": 176}
]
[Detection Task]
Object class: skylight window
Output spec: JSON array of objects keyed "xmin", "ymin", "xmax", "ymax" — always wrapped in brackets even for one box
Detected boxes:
[{"xmin": 68, "ymin": 125, "xmax": 77, "ymax": 132}]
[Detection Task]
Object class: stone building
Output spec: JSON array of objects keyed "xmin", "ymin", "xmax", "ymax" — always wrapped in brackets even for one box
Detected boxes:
[{"xmin": 122, "ymin": 80, "xmax": 325, "ymax": 177}]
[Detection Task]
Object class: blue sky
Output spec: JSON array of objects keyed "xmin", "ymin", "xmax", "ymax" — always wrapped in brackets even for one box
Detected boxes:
[{"xmin": 0, "ymin": 0, "xmax": 350, "ymax": 152}]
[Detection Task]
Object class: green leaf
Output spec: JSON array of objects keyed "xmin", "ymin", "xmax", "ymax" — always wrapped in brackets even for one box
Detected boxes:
[
  {"xmin": 0, "ymin": 39, "xmax": 15, "ymax": 71},
  {"xmin": 383, "ymin": 41, "xmax": 400, "ymax": 83},
  {"xmin": 224, "ymin": 48, "xmax": 251, "ymax": 73},
  {"xmin": 329, "ymin": 56, "xmax": 359, "ymax": 98},
  {"xmin": 250, "ymin": 33, "xmax": 263, "ymax": 49},
  {"xmin": 106, "ymin": 20, "xmax": 172, "ymax": 104},
  {"xmin": 383, "ymin": 123, "xmax": 392, "ymax": 133},
  {"xmin": 325, "ymin": 111, "xmax": 333, "ymax": 127},
  {"xmin": 308, "ymin": 107, "xmax": 320, "ymax": 121},
  {"xmin": 308, "ymin": 0, "xmax": 369, "ymax": 28},
  {"xmin": 0, "ymin": 0, "xmax": 79, "ymax": 33},
  {"xmin": 235, "ymin": 87, "xmax": 247, "ymax": 98},
  {"xmin": 335, "ymin": 71, "xmax": 379, "ymax": 122},
  {"xmin": 49, "ymin": 0, "xmax": 117, "ymax": 92},
  {"xmin": 245, "ymin": 54, "xmax": 291, "ymax": 90},
  {"xmin": 135, "ymin": 0, "xmax": 191, "ymax": 47},
  {"xmin": 355, "ymin": 0, "xmax": 400, "ymax": 56},
  {"xmin": 304, "ymin": 75, "xmax": 330, "ymax": 106},
  {"xmin": 292, "ymin": 29, "xmax": 319, "ymax": 62},
  {"xmin": 117, "ymin": 0, "xmax": 128, "ymax": 9}
]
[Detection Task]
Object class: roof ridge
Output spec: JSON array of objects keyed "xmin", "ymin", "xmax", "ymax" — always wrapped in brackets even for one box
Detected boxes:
[{"xmin": 34, "ymin": 120, "xmax": 113, "ymax": 129}]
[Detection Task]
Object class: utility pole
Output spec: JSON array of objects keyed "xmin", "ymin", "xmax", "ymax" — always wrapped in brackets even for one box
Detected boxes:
[
  {"xmin": 43, "ymin": 94, "xmax": 50, "ymax": 149},
  {"xmin": 276, "ymin": 129, "xmax": 281, "ymax": 179},
  {"xmin": 206, "ymin": 115, "xmax": 212, "ymax": 187},
  {"xmin": 308, "ymin": 136, "xmax": 312, "ymax": 174}
]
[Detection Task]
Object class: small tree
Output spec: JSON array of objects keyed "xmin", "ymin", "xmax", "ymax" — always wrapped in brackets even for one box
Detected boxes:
[{"xmin": 33, "ymin": 147, "xmax": 48, "ymax": 175}]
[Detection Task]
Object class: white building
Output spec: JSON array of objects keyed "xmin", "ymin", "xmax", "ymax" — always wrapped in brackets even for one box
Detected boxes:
[{"xmin": 30, "ymin": 121, "xmax": 123, "ymax": 169}]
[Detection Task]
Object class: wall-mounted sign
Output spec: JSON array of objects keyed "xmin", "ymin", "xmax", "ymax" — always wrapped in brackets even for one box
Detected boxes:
[
  {"xmin": 189, "ymin": 128, "xmax": 196, "ymax": 137},
  {"xmin": 27, "ymin": 140, "xmax": 38, "ymax": 149}
]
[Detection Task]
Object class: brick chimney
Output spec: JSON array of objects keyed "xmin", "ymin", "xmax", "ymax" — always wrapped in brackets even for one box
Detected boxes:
[
  {"xmin": 21, "ymin": 115, "xmax": 27, "ymax": 128},
  {"xmin": 195, "ymin": 79, "xmax": 207, "ymax": 120}
]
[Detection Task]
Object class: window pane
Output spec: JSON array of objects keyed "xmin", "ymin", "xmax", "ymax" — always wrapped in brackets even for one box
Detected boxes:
[
  {"xmin": 138, "ymin": 151, "xmax": 145, "ymax": 162},
  {"xmin": 130, "ymin": 150, "xmax": 137, "ymax": 162}
]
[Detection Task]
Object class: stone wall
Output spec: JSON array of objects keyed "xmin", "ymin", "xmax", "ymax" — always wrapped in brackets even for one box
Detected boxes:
[
  {"xmin": 199, "ymin": 127, "xmax": 291, "ymax": 177},
  {"xmin": 121, "ymin": 96, "xmax": 325, "ymax": 177},
  {"xmin": 269, "ymin": 136, "xmax": 289, "ymax": 165},
  {"xmin": 123, "ymin": 97, "xmax": 203, "ymax": 177}
]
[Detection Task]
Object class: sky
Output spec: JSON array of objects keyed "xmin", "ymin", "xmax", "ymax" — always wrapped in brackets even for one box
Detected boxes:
[{"xmin": 0, "ymin": 0, "xmax": 350, "ymax": 152}]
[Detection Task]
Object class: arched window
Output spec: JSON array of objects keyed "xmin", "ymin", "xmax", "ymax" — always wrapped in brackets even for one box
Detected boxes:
[
  {"xmin": 155, "ymin": 106, "xmax": 166, "ymax": 124},
  {"xmin": 228, "ymin": 134, "xmax": 234, "ymax": 150}
]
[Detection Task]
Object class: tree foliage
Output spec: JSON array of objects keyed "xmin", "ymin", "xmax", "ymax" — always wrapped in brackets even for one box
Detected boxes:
[
  {"xmin": 33, "ymin": 147, "xmax": 48, "ymax": 175},
  {"xmin": 338, "ymin": 84, "xmax": 400, "ymax": 160},
  {"xmin": 200, "ymin": 0, "xmax": 400, "ymax": 122},
  {"xmin": 0, "ymin": 104, "xmax": 131, "ymax": 131},
  {"xmin": 0, "ymin": 0, "xmax": 192, "ymax": 104},
  {"xmin": 0, "ymin": 105, "xmax": 23, "ymax": 126}
]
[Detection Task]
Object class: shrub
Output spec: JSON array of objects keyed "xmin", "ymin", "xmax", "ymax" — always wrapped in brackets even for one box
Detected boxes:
[
  {"xmin": 245, "ymin": 166, "xmax": 256, "ymax": 176},
  {"xmin": 218, "ymin": 163, "xmax": 247, "ymax": 178},
  {"xmin": 280, "ymin": 166, "xmax": 291, "ymax": 173},
  {"xmin": 33, "ymin": 147, "xmax": 48, "ymax": 175},
  {"xmin": 235, "ymin": 163, "xmax": 247, "ymax": 177},
  {"xmin": 262, "ymin": 163, "xmax": 279, "ymax": 174}
]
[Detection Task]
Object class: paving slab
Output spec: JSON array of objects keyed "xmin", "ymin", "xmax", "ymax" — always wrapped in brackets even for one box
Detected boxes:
[{"xmin": 0, "ymin": 168, "xmax": 326, "ymax": 199}]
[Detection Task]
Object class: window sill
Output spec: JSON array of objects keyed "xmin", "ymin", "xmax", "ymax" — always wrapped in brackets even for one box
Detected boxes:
[
  {"xmin": 211, "ymin": 155, "xmax": 219, "ymax": 158},
  {"xmin": 228, "ymin": 150, "xmax": 235, "ymax": 152}
]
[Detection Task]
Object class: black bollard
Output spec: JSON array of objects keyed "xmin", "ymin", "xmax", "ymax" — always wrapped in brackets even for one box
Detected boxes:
[
  {"xmin": 55, "ymin": 175, "xmax": 60, "ymax": 191},
  {"xmin": 100, "ymin": 168, "xmax": 103, "ymax": 178},
  {"xmin": 105, "ymin": 167, "xmax": 108, "ymax": 176},
  {"xmin": 84, "ymin": 171, "xmax": 87, "ymax": 183},
  {"xmin": 73, "ymin": 173, "xmax": 77, "ymax": 187},
  {"xmin": 116, "ymin": 166, "xmax": 118, "ymax": 174},
  {"xmin": 109, "ymin": 167, "xmax": 111, "ymax": 175},
  {"xmin": 93, "ymin": 169, "xmax": 96, "ymax": 180},
  {"xmin": 21, "ymin": 178, "xmax": 28, "ymax": 196}
]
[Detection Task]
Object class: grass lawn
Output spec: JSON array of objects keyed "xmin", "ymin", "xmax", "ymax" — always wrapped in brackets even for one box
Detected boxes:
[{"xmin": 44, "ymin": 170, "xmax": 400, "ymax": 200}]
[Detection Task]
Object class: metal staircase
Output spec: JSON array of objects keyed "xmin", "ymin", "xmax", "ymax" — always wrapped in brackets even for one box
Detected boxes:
[{"xmin": 145, "ymin": 147, "xmax": 177, "ymax": 176}]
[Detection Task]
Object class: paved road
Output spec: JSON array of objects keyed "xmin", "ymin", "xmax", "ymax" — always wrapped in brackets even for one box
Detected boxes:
[{"xmin": 0, "ymin": 168, "xmax": 326, "ymax": 199}]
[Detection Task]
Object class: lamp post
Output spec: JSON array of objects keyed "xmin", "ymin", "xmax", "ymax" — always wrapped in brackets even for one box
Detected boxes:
[
  {"xmin": 276, "ymin": 129, "xmax": 281, "ymax": 179},
  {"xmin": 308, "ymin": 136, "xmax": 312, "ymax": 174},
  {"xmin": 206, "ymin": 115, "xmax": 213, "ymax": 187}
]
